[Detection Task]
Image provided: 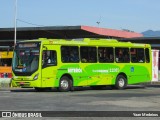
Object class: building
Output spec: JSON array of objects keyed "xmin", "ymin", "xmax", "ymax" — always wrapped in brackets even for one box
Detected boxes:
[{"xmin": 0, "ymin": 25, "xmax": 143, "ymax": 46}]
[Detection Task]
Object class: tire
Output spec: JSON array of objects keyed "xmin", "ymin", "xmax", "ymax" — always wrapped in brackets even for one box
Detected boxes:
[
  {"xmin": 59, "ymin": 76, "xmax": 71, "ymax": 92},
  {"xmin": 115, "ymin": 75, "xmax": 127, "ymax": 90}
]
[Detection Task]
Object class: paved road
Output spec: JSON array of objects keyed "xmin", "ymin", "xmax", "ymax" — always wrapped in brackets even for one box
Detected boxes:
[{"xmin": 0, "ymin": 85, "xmax": 160, "ymax": 120}]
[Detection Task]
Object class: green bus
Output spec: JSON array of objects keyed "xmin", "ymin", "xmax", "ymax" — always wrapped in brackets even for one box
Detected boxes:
[{"xmin": 11, "ymin": 38, "xmax": 152, "ymax": 91}]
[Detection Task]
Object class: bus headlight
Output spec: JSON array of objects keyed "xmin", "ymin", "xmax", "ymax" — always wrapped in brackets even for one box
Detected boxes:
[{"xmin": 33, "ymin": 74, "xmax": 39, "ymax": 80}]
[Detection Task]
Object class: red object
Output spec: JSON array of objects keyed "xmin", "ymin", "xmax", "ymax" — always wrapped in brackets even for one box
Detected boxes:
[
  {"xmin": 81, "ymin": 26, "xmax": 143, "ymax": 38},
  {"xmin": 0, "ymin": 73, "xmax": 12, "ymax": 78}
]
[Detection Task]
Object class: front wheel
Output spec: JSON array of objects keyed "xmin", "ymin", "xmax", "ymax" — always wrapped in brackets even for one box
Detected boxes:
[
  {"xmin": 115, "ymin": 75, "xmax": 127, "ymax": 90},
  {"xmin": 59, "ymin": 76, "xmax": 72, "ymax": 92}
]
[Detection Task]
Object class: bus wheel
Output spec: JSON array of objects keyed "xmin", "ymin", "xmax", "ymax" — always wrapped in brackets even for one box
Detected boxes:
[
  {"xmin": 115, "ymin": 75, "xmax": 127, "ymax": 90},
  {"xmin": 59, "ymin": 76, "xmax": 71, "ymax": 92}
]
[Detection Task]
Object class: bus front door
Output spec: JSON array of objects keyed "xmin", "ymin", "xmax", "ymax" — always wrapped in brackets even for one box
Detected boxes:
[{"xmin": 41, "ymin": 45, "xmax": 58, "ymax": 87}]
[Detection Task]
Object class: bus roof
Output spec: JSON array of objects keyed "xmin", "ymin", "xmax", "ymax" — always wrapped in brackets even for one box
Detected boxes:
[{"xmin": 18, "ymin": 38, "xmax": 151, "ymax": 48}]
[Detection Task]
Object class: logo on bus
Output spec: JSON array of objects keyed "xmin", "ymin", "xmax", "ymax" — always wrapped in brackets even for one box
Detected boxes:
[
  {"xmin": 93, "ymin": 68, "xmax": 119, "ymax": 73},
  {"xmin": 68, "ymin": 68, "xmax": 82, "ymax": 73},
  {"xmin": 131, "ymin": 67, "xmax": 134, "ymax": 72}
]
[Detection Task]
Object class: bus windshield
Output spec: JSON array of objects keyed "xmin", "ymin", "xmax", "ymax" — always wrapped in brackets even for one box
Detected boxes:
[
  {"xmin": 12, "ymin": 49, "xmax": 39, "ymax": 75},
  {"xmin": 12, "ymin": 42, "xmax": 41, "ymax": 76}
]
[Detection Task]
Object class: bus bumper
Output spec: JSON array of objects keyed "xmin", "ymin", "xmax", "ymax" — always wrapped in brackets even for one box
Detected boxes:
[{"xmin": 11, "ymin": 79, "xmax": 41, "ymax": 88}]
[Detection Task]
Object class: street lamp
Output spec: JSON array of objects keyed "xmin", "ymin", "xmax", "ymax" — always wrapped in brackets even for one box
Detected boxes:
[{"xmin": 96, "ymin": 21, "xmax": 100, "ymax": 27}]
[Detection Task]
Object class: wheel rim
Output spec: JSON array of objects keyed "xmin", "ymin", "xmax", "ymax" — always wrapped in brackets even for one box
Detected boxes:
[
  {"xmin": 61, "ymin": 80, "xmax": 69, "ymax": 89},
  {"xmin": 118, "ymin": 78, "xmax": 125, "ymax": 87}
]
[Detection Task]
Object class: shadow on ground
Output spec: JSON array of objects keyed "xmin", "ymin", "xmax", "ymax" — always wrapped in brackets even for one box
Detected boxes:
[{"xmin": 7, "ymin": 84, "xmax": 158, "ymax": 93}]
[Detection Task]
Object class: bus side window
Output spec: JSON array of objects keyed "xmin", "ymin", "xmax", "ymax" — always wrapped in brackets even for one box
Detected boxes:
[
  {"xmin": 137, "ymin": 48, "xmax": 145, "ymax": 63},
  {"xmin": 61, "ymin": 46, "xmax": 79, "ymax": 63},
  {"xmin": 123, "ymin": 48, "xmax": 130, "ymax": 62},
  {"xmin": 69, "ymin": 48, "xmax": 79, "ymax": 62},
  {"xmin": 145, "ymin": 48, "xmax": 150, "ymax": 63},
  {"xmin": 80, "ymin": 47, "xmax": 97, "ymax": 63},
  {"xmin": 115, "ymin": 48, "xmax": 124, "ymax": 62},
  {"xmin": 131, "ymin": 48, "xmax": 137, "ymax": 63},
  {"xmin": 88, "ymin": 47, "xmax": 97, "ymax": 62},
  {"xmin": 115, "ymin": 48, "xmax": 129, "ymax": 63},
  {"xmin": 131, "ymin": 48, "xmax": 145, "ymax": 63},
  {"xmin": 80, "ymin": 47, "xmax": 88, "ymax": 62},
  {"xmin": 98, "ymin": 48, "xmax": 104, "ymax": 62},
  {"xmin": 98, "ymin": 47, "xmax": 114, "ymax": 63},
  {"xmin": 42, "ymin": 50, "xmax": 57, "ymax": 67}
]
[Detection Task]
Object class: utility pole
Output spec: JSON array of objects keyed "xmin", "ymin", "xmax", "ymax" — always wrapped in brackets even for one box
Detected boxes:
[{"xmin": 14, "ymin": 0, "xmax": 17, "ymax": 46}]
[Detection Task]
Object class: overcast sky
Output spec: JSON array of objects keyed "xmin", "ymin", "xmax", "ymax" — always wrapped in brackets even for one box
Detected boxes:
[{"xmin": 1, "ymin": 0, "xmax": 160, "ymax": 32}]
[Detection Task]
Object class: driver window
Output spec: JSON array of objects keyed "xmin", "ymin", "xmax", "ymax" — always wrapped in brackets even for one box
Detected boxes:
[{"xmin": 42, "ymin": 50, "xmax": 57, "ymax": 67}]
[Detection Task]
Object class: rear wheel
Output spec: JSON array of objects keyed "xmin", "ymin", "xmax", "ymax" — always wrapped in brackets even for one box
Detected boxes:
[
  {"xmin": 115, "ymin": 75, "xmax": 127, "ymax": 90},
  {"xmin": 59, "ymin": 76, "xmax": 72, "ymax": 92}
]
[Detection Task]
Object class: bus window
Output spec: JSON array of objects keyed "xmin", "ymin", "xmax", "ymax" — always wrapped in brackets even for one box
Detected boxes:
[
  {"xmin": 80, "ymin": 47, "xmax": 97, "ymax": 63},
  {"xmin": 42, "ymin": 50, "xmax": 57, "ymax": 67},
  {"xmin": 137, "ymin": 49, "xmax": 145, "ymax": 63},
  {"xmin": 61, "ymin": 46, "xmax": 79, "ymax": 63},
  {"xmin": 98, "ymin": 47, "xmax": 114, "ymax": 63},
  {"xmin": 131, "ymin": 48, "xmax": 145, "ymax": 63},
  {"xmin": 145, "ymin": 48, "xmax": 150, "ymax": 63},
  {"xmin": 115, "ymin": 48, "xmax": 130, "ymax": 63},
  {"xmin": 130, "ymin": 48, "xmax": 137, "ymax": 62}
]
